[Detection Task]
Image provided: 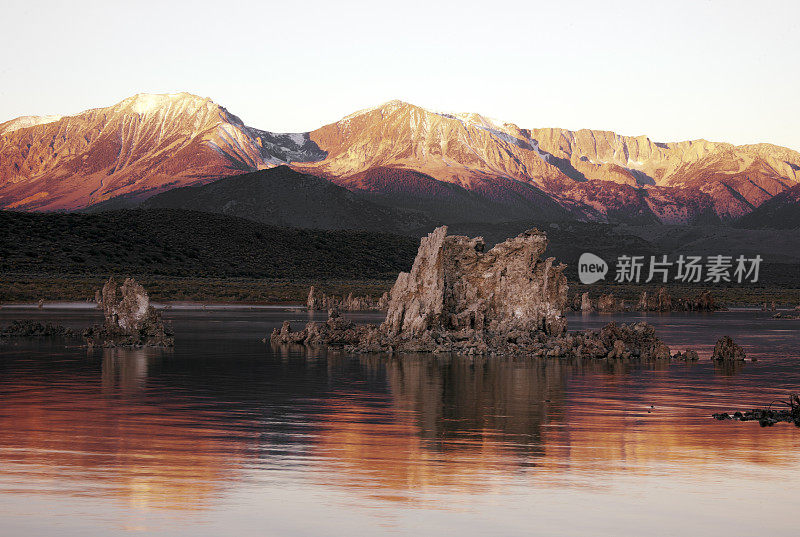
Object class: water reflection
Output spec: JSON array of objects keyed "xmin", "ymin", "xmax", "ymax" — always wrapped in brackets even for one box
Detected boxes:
[
  {"xmin": 0, "ymin": 348, "xmax": 249, "ymax": 512},
  {"xmin": 309, "ymin": 355, "xmax": 570, "ymax": 502},
  {"xmin": 0, "ymin": 309, "xmax": 799, "ymax": 535},
  {"xmin": 310, "ymin": 353, "xmax": 800, "ymax": 501},
  {"xmin": 101, "ymin": 348, "xmax": 154, "ymax": 392}
]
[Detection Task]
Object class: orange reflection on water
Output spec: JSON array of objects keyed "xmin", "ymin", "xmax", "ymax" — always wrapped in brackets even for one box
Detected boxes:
[
  {"xmin": 0, "ymin": 349, "xmax": 251, "ymax": 512},
  {"xmin": 2, "ymin": 346, "xmax": 799, "ymax": 515},
  {"xmin": 539, "ymin": 370, "xmax": 800, "ymax": 475},
  {"xmin": 310, "ymin": 397, "xmax": 512, "ymax": 503},
  {"xmin": 309, "ymin": 357, "xmax": 800, "ymax": 502}
]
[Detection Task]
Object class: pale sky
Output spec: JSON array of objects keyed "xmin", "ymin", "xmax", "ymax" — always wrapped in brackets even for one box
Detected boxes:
[{"xmin": 2, "ymin": 0, "xmax": 799, "ymax": 150}]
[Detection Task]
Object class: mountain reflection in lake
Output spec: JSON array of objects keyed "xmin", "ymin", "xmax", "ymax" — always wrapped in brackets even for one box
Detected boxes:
[{"xmin": 1, "ymin": 308, "xmax": 799, "ymax": 536}]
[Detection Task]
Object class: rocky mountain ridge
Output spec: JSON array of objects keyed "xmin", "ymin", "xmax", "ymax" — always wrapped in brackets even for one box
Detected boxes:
[
  {"xmin": 297, "ymin": 100, "xmax": 800, "ymax": 223},
  {"xmin": 0, "ymin": 93, "xmax": 323, "ymax": 211},
  {"xmin": 2, "ymin": 93, "xmax": 798, "ymax": 225}
]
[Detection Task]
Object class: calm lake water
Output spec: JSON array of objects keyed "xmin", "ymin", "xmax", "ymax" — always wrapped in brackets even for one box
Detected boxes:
[{"xmin": 1, "ymin": 307, "xmax": 799, "ymax": 536}]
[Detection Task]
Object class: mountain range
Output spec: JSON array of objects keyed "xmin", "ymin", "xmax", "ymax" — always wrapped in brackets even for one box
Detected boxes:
[{"xmin": 2, "ymin": 92, "xmax": 799, "ymax": 228}]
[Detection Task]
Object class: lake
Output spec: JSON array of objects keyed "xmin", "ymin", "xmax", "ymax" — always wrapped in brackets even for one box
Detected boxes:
[{"xmin": 1, "ymin": 307, "xmax": 799, "ymax": 536}]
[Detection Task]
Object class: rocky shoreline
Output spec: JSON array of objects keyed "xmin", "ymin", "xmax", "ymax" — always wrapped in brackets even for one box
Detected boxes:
[
  {"xmin": 271, "ymin": 226, "xmax": 742, "ymax": 360},
  {"xmin": 713, "ymin": 394, "xmax": 800, "ymax": 427},
  {"xmin": 0, "ymin": 320, "xmax": 76, "ymax": 338},
  {"xmin": 773, "ymin": 306, "xmax": 800, "ymax": 319},
  {"xmin": 306, "ymin": 286, "xmax": 388, "ymax": 312},
  {"xmin": 571, "ymin": 288, "xmax": 722, "ymax": 313},
  {"xmin": 272, "ymin": 311, "xmax": 675, "ymax": 358}
]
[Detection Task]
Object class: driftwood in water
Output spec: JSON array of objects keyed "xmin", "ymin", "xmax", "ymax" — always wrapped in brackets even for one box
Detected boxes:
[{"xmin": 713, "ymin": 394, "xmax": 800, "ymax": 427}]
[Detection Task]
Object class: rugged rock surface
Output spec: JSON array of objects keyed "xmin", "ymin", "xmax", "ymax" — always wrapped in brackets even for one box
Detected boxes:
[
  {"xmin": 272, "ymin": 315, "xmax": 672, "ymax": 359},
  {"xmin": 4, "ymin": 95, "xmax": 800, "ymax": 224},
  {"xmin": 571, "ymin": 289, "xmax": 720, "ymax": 314},
  {"xmin": 711, "ymin": 336, "xmax": 746, "ymax": 361},
  {"xmin": 636, "ymin": 288, "xmax": 671, "ymax": 312},
  {"xmin": 636, "ymin": 288, "xmax": 720, "ymax": 312},
  {"xmin": 297, "ymin": 100, "xmax": 800, "ymax": 223},
  {"xmin": 0, "ymin": 93, "xmax": 324, "ymax": 211},
  {"xmin": 684, "ymin": 291, "xmax": 721, "ymax": 311},
  {"xmin": 0, "ymin": 320, "xmax": 75, "ymax": 338},
  {"xmin": 272, "ymin": 227, "xmax": 673, "ymax": 359},
  {"xmin": 83, "ymin": 277, "xmax": 173, "ymax": 347},
  {"xmin": 381, "ymin": 226, "xmax": 567, "ymax": 338},
  {"xmin": 597, "ymin": 293, "xmax": 625, "ymax": 313},
  {"xmin": 672, "ymin": 349, "xmax": 700, "ymax": 361},
  {"xmin": 306, "ymin": 286, "xmax": 389, "ymax": 312},
  {"xmin": 580, "ymin": 292, "xmax": 594, "ymax": 313}
]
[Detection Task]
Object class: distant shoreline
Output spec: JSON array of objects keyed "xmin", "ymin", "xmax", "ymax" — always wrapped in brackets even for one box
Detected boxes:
[
  {"xmin": 0, "ymin": 302, "xmax": 787, "ymax": 314},
  {"xmin": 0, "ymin": 302, "xmax": 308, "ymax": 311},
  {"xmin": 2, "ymin": 275, "xmax": 798, "ymax": 309}
]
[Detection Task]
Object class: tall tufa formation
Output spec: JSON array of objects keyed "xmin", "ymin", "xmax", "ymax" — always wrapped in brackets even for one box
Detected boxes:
[
  {"xmin": 382, "ymin": 226, "xmax": 568, "ymax": 339},
  {"xmin": 99, "ymin": 278, "xmax": 151, "ymax": 331},
  {"xmin": 269, "ymin": 226, "xmax": 673, "ymax": 358},
  {"xmin": 84, "ymin": 277, "xmax": 173, "ymax": 347}
]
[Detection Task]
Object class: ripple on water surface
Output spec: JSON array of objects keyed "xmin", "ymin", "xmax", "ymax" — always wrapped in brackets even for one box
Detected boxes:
[{"xmin": 0, "ymin": 308, "xmax": 799, "ymax": 536}]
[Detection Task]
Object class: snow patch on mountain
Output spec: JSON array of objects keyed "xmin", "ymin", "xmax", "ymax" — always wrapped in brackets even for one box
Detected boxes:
[
  {"xmin": 0, "ymin": 115, "xmax": 63, "ymax": 135},
  {"xmin": 119, "ymin": 92, "xmax": 213, "ymax": 116}
]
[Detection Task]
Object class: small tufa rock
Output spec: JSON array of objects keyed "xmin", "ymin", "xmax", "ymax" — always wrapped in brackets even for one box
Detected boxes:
[
  {"xmin": 1, "ymin": 320, "xmax": 75, "ymax": 338},
  {"xmin": 672, "ymin": 349, "xmax": 699, "ymax": 361},
  {"xmin": 100, "ymin": 277, "xmax": 150, "ymax": 331},
  {"xmin": 580, "ymin": 292, "xmax": 594, "ymax": 313},
  {"xmin": 306, "ymin": 286, "xmax": 319, "ymax": 311},
  {"xmin": 271, "ymin": 308, "xmax": 363, "ymax": 347},
  {"xmin": 688, "ymin": 290, "xmax": 719, "ymax": 312},
  {"xmin": 712, "ymin": 394, "xmax": 800, "ymax": 427},
  {"xmin": 636, "ymin": 288, "xmax": 720, "ymax": 312},
  {"xmin": 83, "ymin": 277, "xmax": 173, "ymax": 348},
  {"xmin": 574, "ymin": 289, "xmax": 721, "ymax": 313},
  {"xmin": 597, "ymin": 293, "xmax": 624, "ymax": 313},
  {"xmin": 774, "ymin": 309, "xmax": 800, "ymax": 319},
  {"xmin": 306, "ymin": 286, "xmax": 388, "ymax": 312},
  {"xmin": 711, "ymin": 336, "xmax": 746, "ymax": 361}
]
